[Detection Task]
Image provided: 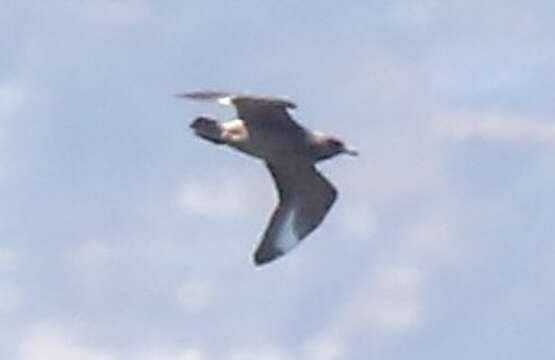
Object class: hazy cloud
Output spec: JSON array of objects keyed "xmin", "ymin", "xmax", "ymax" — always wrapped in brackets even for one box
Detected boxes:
[
  {"xmin": 65, "ymin": 239, "xmax": 114, "ymax": 268},
  {"xmin": 435, "ymin": 111, "xmax": 555, "ymax": 144},
  {"xmin": 177, "ymin": 179, "xmax": 250, "ymax": 218},
  {"xmin": 348, "ymin": 266, "xmax": 423, "ymax": 334},
  {"xmin": 224, "ymin": 346, "xmax": 289, "ymax": 360},
  {"xmin": 334, "ymin": 202, "xmax": 378, "ymax": 238},
  {"xmin": 18, "ymin": 323, "xmax": 117, "ymax": 360},
  {"xmin": 137, "ymin": 348, "xmax": 206, "ymax": 360},
  {"xmin": 175, "ymin": 279, "xmax": 213, "ymax": 313},
  {"xmin": 0, "ymin": 283, "xmax": 19, "ymax": 314},
  {"xmin": 302, "ymin": 338, "xmax": 346, "ymax": 360},
  {"xmin": 0, "ymin": 82, "xmax": 25, "ymax": 120},
  {"xmin": 0, "ymin": 247, "xmax": 18, "ymax": 271}
]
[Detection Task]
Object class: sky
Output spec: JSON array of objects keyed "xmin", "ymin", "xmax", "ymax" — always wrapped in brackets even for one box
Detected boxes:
[{"xmin": 1, "ymin": 1, "xmax": 555, "ymax": 359}]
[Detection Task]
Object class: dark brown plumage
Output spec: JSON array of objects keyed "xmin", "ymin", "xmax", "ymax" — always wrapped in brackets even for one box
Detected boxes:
[{"xmin": 179, "ymin": 91, "xmax": 357, "ymax": 265}]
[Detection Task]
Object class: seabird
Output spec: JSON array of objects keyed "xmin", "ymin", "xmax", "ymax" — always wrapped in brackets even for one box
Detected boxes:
[{"xmin": 178, "ymin": 91, "xmax": 357, "ymax": 266}]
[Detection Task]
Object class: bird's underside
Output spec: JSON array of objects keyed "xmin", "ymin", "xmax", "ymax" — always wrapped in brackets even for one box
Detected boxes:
[
  {"xmin": 254, "ymin": 161, "xmax": 337, "ymax": 265},
  {"xmin": 180, "ymin": 90, "xmax": 340, "ymax": 265}
]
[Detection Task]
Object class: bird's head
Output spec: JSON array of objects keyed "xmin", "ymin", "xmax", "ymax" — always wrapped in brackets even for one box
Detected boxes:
[{"xmin": 313, "ymin": 133, "xmax": 358, "ymax": 161}]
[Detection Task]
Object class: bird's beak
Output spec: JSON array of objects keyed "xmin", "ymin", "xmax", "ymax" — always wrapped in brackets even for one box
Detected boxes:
[{"xmin": 343, "ymin": 147, "xmax": 359, "ymax": 156}]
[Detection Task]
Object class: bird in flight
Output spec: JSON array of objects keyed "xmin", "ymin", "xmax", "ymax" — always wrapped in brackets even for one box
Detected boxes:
[{"xmin": 178, "ymin": 91, "xmax": 357, "ymax": 266}]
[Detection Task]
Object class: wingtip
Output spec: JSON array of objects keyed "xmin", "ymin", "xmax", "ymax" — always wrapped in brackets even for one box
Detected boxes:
[
  {"xmin": 253, "ymin": 249, "xmax": 284, "ymax": 267},
  {"xmin": 174, "ymin": 91, "xmax": 236, "ymax": 106},
  {"xmin": 174, "ymin": 92, "xmax": 197, "ymax": 99},
  {"xmin": 253, "ymin": 253, "xmax": 273, "ymax": 267}
]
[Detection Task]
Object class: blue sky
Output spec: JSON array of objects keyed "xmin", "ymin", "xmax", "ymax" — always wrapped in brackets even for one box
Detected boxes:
[{"xmin": 2, "ymin": 1, "xmax": 555, "ymax": 359}]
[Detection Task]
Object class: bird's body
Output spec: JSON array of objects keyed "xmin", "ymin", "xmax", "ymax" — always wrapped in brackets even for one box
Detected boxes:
[
  {"xmin": 180, "ymin": 91, "xmax": 357, "ymax": 265},
  {"xmin": 220, "ymin": 118, "xmax": 309, "ymax": 161}
]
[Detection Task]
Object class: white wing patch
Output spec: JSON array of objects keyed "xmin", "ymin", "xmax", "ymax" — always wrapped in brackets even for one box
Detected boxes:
[
  {"xmin": 216, "ymin": 96, "xmax": 234, "ymax": 106},
  {"xmin": 274, "ymin": 206, "xmax": 300, "ymax": 254}
]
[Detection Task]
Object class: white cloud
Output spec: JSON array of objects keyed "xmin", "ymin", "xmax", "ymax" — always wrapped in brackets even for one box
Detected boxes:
[
  {"xmin": 138, "ymin": 348, "xmax": 206, "ymax": 360},
  {"xmin": 18, "ymin": 323, "xmax": 117, "ymax": 360},
  {"xmin": 225, "ymin": 346, "xmax": 289, "ymax": 360},
  {"xmin": 339, "ymin": 130, "xmax": 448, "ymax": 212},
  {"xmin": 65, "ymin": 239, "xmax": 114, "ymax": 268},
  {"xmin": 387, "ymin": 0, "xmax": 440, "ymax": 28},
  {"xmin": 0, "ymin": 283, "xmax": 19, "ymax": 314},
  {"xmin": 318, "ymin": 266, "xmax": 423, "ymax": 344},
  {"xmin": 359, "ymin": 267, "xmax": 423, "ymax": 332},
  {"xmin": 0, "ymin": 81, "xmax": 25, "ymax": 158},
  {"xmin": 335, "ymin": 202, "xmax": 378, "ymax": 238},
  {"xmin": 175, "ymin": 280, "xmax": 213, "ymax": 313},
  {"xmin": 400, "ymin": 212, "xmax": 460, "ymax": 267},
  {"xmin": 18, "ymin": 323, "xmax": 209, "ymax": 360},
  {"xmin": 0, "ymin": 81, "xmax": 25, "ymax": 119},
  {"xmin": 302, "ymin": 338, "xmax": 346, "ymax": 360},
  {"xmin": 296, "ymin": 267, "xmax": 424, "ymax": 360},
  {"xmin": 177, "ymin": 179, "xmax": 251, "ymax": 218},
  {"xmin": 73, "ymin": 0, "xmax": 152, "ymax": 27},
  {"xmin": 0, "ymin": 247, "xmax": 18, "ymax": 270},
  {"xmin": 434, "ymin": 111, "xmax": 555, "ymax": 145}
]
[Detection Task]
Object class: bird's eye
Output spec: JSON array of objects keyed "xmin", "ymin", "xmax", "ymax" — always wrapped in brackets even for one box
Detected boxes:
[{"xmin": 331, "ymin": 140, "xmax": 343, "ymax": 148}]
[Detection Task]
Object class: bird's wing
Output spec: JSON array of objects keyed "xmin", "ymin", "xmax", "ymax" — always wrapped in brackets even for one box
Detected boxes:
[
  {"xmin": 177, "ymin": 90, "xmax": 301, "ymax": 131},
  {"xmin": 253, "ymin": 161, "xmax": 337, "ymax": 265},
  {"xmin": 178, "ymin": 90, "xmax": 296, "ymax": 109}
]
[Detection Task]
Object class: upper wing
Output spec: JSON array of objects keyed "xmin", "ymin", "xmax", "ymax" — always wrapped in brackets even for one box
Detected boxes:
[
  {"xmin": 253, "ymin": 161, "xmax": 337, "ymax": 265},
  {"xmin": 177, "ymin": 90, "xmax": 301, "ymax": 130},
  {"xmin": 178, "ymin": 90, "xmax": 296, "ymax": 109}
]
